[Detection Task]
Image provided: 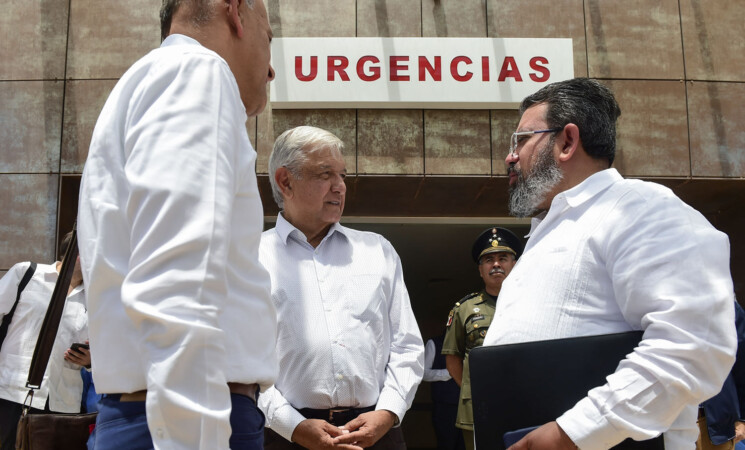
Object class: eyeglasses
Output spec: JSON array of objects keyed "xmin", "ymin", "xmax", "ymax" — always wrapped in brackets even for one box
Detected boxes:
[{"xmin": 508, "ymin": 127, "xmax": 563, "ymax": 157}]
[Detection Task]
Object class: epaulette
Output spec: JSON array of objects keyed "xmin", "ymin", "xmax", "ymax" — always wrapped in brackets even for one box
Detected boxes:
[
  {"xmin": 446, "ymin": 292, "xmax": 479, "ymax": 327},
  {"xmin": 457, "ymin": 292, "xmax": 480, "ymax": 305}
]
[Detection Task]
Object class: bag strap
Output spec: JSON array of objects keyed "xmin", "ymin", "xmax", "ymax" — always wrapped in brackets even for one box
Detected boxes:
[
  {"xmin": 26, "ymin": 225, "xmax": 78, "ymax": 390},
  {"xmin": 0, "ymin": 262, "xmax": 37, "ymax": 351}
]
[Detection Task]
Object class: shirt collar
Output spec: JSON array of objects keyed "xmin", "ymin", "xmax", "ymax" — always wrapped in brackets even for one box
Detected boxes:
[
  {"xmin": 526, "ymin": 168, "xmax": 620, "ymax": 237},
  {"xmin": 161, "ymin": 34, "xmax": 202, "ymax": 48},
  {"xmin": 44, "ymin": 263, "xmax": 86, "ymax": 294},
  {"xmin": 478, "ymin": 290, "xmax": 498, "ymax": 305},
  {"xmin": 274, "ymin": 213, "xmax": 348, "ymax": 246},
  {"xmin": 559, "ymin": 168, "xmax": 621, "ymax": 209}
]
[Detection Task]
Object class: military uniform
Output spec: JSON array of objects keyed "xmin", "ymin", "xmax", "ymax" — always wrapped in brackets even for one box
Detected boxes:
[
  {"xmin": 442, "ymin": 290, "xmax": 496, "ymax": 432},
  {"xmin": 441, "ymin": 227, "xmax": 523, "ymax": 450}
]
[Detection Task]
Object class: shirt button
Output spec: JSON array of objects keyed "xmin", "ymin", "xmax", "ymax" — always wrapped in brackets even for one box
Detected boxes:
[
  {"xmin": 336, "ymin": 374, "xmax": 344, "ymax": 380},
  {"xmin": 156, "ymin": 429, "xmax": 164, "ymax": 439}
]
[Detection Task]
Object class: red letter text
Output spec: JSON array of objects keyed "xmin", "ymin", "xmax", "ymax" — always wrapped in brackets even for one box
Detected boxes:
[
  {"xmin": 450, "ymin": 56, "xmax": 473, "ymax": 82},
  {"xmin": 328, "ymin": 56, "xmax": 350, "ymax": 81},
  {"xmin": 295, "ymin": 56, "xmax": 317, "ymax": 82},
  {"xmin": 418, "ymin": 56, "xmax": 441, "ymax": 81},
  {"xmin": 390, "ymin": 56, "xmax": 410, "ymax": 81},
  {"xmin": 357, "ymin": 56, "xmax": 381, "ymax": 81},
  {"xmin": 529, "ymin": 56, "xmax": 550, "ymax": 82},
  {"xmin": 498, "ymin": 56, "xmax": 523, "ymax": 82}
]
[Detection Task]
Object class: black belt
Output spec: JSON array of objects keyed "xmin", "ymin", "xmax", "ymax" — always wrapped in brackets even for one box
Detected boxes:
[{"xmin": 299, "ymin": 405, "xmax": 375, "ymax": 426}]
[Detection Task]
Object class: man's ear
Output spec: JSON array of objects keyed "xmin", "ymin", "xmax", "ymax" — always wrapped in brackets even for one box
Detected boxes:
[
  {"xmin": 275, "ymin": 167, "xmax": 293, "ymax": 200},
  {"xmin": 558, "ymin": 123, "xmax": 580, "ymax": 163},
  {"xmin": 226, "ymin": 0, "xmax": 244, "ymax": 38}
]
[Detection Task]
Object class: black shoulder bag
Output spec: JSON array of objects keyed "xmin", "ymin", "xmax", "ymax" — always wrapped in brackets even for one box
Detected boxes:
[{"xmin": 0, "ymin": 262, "xmax": 37, "ymax": 351}]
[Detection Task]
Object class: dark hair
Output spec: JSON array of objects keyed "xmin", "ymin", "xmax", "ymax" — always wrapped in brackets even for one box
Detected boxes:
[
  {"xmin": 519, "ymin": 78, "xmax": 621, "ymax": 166},
  {"xmin": 59, "ymin": 231, "xmax": 74, "ymax": 258},
  {"xmin": 160, "ymin": 0, "xmax": 255, "ymax": 41}
]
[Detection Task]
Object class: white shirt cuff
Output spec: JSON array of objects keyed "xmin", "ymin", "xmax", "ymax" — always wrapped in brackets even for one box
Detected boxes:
[
  {"xmin": 268, "ymin": 404, "xmax": 307, "ymax": 443},
  {"xmin": 375, "ymin": 389, "xmax": 408, "ymax": 426},
  {"xmin": 557, "ymin": 397, "xmax": 626, "ymax": 450}
]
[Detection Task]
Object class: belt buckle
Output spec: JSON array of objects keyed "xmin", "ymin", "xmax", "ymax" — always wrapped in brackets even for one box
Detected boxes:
[{"xmin": 328, "ymin": 408, "xmax": 348, "ymax": 424}]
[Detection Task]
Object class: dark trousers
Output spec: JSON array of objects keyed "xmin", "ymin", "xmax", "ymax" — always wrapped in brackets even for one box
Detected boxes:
[
  {"xmin": 264, "ymin": 426, "xmax": 406, "ymax": 450},
  {"xmin": 93, "ymin": 393, "xmax": 264, "ymax": 450},
  {"xmin": 431, "ymin": 402, "xmax": 465, "ymax": 450},
  {"xmin": 0, "ymin": 397, "xmax": 49, "ymax": 450}
]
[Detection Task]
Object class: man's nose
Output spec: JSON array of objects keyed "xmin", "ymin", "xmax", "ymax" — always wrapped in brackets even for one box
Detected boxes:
[
  {"xmin": 332, "ymin": 175, "xmax": 346, "ymax": 193},
  {"xmin": 267, "ymin": 65, "xmax": 275, "ymax": 82},
  {"xmin": 505, "ymin": 151, "xmax": 518, "ymax": 166}
]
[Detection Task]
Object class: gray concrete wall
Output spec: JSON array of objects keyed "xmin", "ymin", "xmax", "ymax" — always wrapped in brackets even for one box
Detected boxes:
[{"xmin": 2, "ymin": 0, "xmax": 744, "ymax": 269}]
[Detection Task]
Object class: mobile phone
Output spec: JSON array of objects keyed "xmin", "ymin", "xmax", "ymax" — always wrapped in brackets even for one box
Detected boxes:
[
  {"xmin": 503, "ymin": 426, "xmax": 539, "ymax": 448},
  {"xmin": 70, "ymin": 343, "xmax": 89, "ymax": 353}
]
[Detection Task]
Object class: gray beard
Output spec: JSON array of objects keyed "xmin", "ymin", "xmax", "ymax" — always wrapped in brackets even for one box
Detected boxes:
[{"xmin": 508, "ymin": 138, "xmax": 563, "ymax": 218}]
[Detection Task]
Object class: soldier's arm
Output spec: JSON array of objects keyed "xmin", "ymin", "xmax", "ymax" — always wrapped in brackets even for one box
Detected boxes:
[{"xmin": 445, "ymin": 354, "xmax": 464, "ymax": 386}]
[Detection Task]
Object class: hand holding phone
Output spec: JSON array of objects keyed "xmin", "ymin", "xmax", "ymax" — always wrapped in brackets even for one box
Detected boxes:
[{"xmin": 70, "ymin": 342, "xmax": 89, "ymax": 353}]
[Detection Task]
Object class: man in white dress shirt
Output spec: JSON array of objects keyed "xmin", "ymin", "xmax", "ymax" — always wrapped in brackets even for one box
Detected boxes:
[
  {"xmin": 258, "ymin": 126, "xmax": 425, "ymax": 450},
  {"xmin": 77, "ymin": 1, "xmax": 277, "ymax": 449},
  {"xmin": 483, "ymin": 77, "xmax": 737, "ymax": 449}
]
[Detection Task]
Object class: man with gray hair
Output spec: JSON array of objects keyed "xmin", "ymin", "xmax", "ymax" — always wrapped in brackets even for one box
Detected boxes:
[
  {"xmin": 483, "ymin": 77, "xmax": 736, "ymax": 449},
  {"xmin": 77, "ymin": 1, "xmax": 276, "ymax": 448},
  {"xmin": 258, "ymin": 126, "xmax": 424, "ymax": 449}
]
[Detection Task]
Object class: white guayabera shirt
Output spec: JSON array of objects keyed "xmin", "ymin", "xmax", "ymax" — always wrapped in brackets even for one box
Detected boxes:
[{"xmin": 484, "ymin": 169, "xmax": 736, "ymax": 449}]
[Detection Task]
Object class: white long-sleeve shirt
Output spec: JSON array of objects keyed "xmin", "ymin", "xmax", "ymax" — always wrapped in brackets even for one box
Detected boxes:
[
  {"xmin": 484, "ymin": 168, "xmax": 736, "ymax": 449},
  {"xmin": 77, "ymin": 34, "xmax": 277, "ymax": 450},
  {"xmin": 0, "ymin": 262, "xmax": 88, "ymax": 412},
  {"xmin": 423, "ymin": 338, "xmax": 452, "ymax": 382},
  {"xmin": 257, "ymin": 214, "xmax": 424, "ymax": 441}
]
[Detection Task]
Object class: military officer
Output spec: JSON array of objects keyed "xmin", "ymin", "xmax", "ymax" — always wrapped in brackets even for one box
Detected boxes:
[{"xmin": 441, "ymin": 227, "xmax": 523, "ymax": 450}]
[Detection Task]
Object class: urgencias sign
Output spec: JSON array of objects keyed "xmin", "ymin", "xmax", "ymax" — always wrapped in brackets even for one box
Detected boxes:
[{"xmin": 270, "ymin": 37, "xmax": 574, "ymax": 109}]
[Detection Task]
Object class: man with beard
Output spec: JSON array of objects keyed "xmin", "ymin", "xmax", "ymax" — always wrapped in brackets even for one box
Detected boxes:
[
  {"xmin": 442, "ymin": 227, "xmax": 522, "ymax": 450},
  {"xmin": 483, "ymin": 78, "xmax": 736, "ymax": 449}
]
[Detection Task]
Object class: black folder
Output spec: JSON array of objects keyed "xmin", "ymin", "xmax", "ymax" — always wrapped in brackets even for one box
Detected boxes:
[{"xmin": 469, "ymin": 331, "xmax": 664, "ymax": 449}]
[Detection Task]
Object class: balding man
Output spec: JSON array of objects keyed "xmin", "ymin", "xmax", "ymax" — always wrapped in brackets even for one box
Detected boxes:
[{"xmin": 77, "ymin": 1, "xmax": 277, "ymax": 449}]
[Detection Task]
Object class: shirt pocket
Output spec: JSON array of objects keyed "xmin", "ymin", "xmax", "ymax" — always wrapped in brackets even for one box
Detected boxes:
[{"xmin": 465, "ymin": 314, "xmax": 492, "ymax": 347}]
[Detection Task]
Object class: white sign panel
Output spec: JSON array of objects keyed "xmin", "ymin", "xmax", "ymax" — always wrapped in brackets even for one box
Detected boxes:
[{"xmin": 270, "ymin": 37, "xmax": 574, "ymax": 109}]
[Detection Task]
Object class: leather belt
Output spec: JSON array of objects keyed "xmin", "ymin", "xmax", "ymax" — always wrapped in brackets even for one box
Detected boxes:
[
  {"xmin": 299, "ymin": 405, "xmax": 375, "ymax": 426},
  {"xmin": 118, "ymin": 382, "xmax": 258, "ymax": 403}
]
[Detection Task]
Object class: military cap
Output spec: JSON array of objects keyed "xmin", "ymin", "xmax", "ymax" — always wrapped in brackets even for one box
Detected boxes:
[{"xmin": 471, "ymin": 227, "xmax": 523, "ymax": 263}]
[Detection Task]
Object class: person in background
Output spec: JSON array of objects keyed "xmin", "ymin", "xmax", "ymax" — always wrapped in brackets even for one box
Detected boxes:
[
  {"xmin": 0, "ymin": 231, "xmax": 89, "ymax": 450},
  {"xmin": 423, "ymin": 332, "xmax": 464, "ymax": 450},
  {"xmin": 442, "ymin": 227, "xmax": 522, "ymax": 450},
  {"xmin": 76, "ymin": 0, "xmax": 277, "ymax": 448},
  {"xmin": 484, "ymin": 77, "xmax": 736, "ymax": 449},
  {"xmin": 258, "ymin": 126, "xmax": 424, "ymax": 450},
  {"xmin": 697, "ymin": 301, "xmax": 745, "ymax": 450}
]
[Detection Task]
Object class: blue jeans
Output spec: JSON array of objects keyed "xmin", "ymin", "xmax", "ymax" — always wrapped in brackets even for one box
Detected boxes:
[{"xmin": 93, "ymin": 393, "xmax": 264, "ymax": 450}]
